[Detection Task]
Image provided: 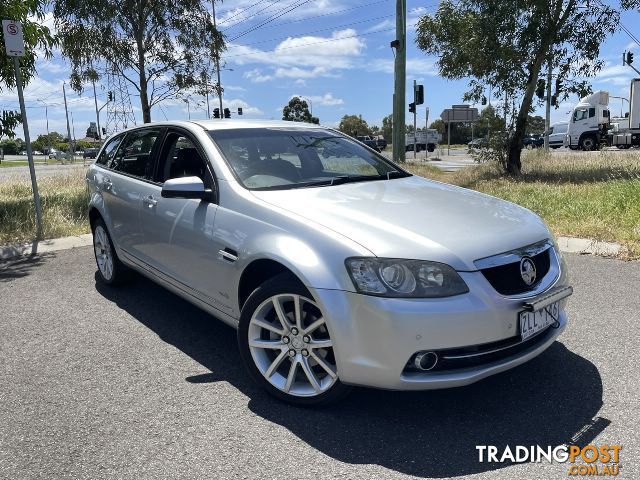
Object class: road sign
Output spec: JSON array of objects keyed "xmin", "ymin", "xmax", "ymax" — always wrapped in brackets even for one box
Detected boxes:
[
  {"xmin": 2, "ymin": 20, "xmax": 25, "ymax": 57},
  {"xmin": 440, "ymin": 106, "xmax": 479, "ymax": 123}
]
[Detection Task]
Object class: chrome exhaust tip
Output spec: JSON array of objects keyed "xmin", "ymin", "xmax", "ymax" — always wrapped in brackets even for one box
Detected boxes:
[{"xmin": 414, "ymin": 351, "xmax": 438, "ymax": 371}]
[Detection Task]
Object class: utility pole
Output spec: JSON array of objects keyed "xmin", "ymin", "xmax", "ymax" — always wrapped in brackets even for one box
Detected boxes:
[
  {"xmin": 544, "ymin": 55, "xmax": 552, "ymax": 151},
  {"xmin": 392, "ymin": 0, "xmax": 406, "ymax": 162},
  {"xmin": 211, "ymin": 0, "xmax": 224, "ymax": 118},
  {"xmin": 92, "ymin": 78, "xmax": 102, "ymax": 141},
  {"xmin": 63, "ymin": 82, "xmax": 73, "ymax": 162}
]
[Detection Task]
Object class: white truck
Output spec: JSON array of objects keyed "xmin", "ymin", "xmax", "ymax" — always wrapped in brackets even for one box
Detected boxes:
[
  {"xmin": 565, "ymin": 80, "xmax": 640, "ymax": 150},
  {"xmin": 405, "ymin": 129, "xmax": 441, "ymax": 152}
]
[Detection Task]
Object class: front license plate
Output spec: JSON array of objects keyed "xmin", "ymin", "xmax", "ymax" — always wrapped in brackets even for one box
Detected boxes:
[{"xmin": 519, "ymin": 302, "xmax": 560, "ymax": 341}]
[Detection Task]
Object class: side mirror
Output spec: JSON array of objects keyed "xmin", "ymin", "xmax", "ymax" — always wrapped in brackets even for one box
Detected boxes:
[{"xmin": 161, "ymin": 176, "xmax": 210, "ymax": 200}]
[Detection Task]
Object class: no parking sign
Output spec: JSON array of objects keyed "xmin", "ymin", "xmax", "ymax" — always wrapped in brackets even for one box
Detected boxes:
[{"xmin": 2, "ymin": 19, "xmax": 25, "ymax": 57}]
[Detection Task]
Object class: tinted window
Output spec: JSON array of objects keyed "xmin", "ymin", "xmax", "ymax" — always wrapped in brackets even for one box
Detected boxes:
[
  {"xmin": 589, "ymin": 108, "xmax": 596, "ymax": 118},
  {"xmin": 111, "ymin": 129, "xmax": 160, "ymax": 179},
  {"xmin": 95, "ymin": 134, "xmax": 123, "ymax": 166},
  {"xmin": 210, "ymin": 128, "xmax": 403, "ymax": 190},
  {"xmin": 158, "ymin": 132, "xmax": 209, "ymax": 184}
]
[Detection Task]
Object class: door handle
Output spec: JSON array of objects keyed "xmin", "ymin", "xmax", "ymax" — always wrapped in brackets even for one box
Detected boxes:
[
  {"xmin": 102, "ymin": 177, "xmax": 112, "ymax": 191},
  {"xmin": 143, "ymin": 195, "xmax": 158, "ymax": 208},
  {"xmin": 218, "ymin": 248, "xmax": 238, "ymax": 263}
]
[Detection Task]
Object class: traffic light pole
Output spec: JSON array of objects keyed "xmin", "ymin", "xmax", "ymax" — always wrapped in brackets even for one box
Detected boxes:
[
  {"xmin": 413, "ymin": 80, "xmax": 417, "ymax": 160},
  {"xmin": 92, "ymin": 78, "xmax": 102, "ymax": 142},
  {"xmin": 63, "ymin": 82, "xmax": 73, "ymax": 162},
  {"xmin": 392, "ymin": 0, "xmax": 406, "ymax": 163}
]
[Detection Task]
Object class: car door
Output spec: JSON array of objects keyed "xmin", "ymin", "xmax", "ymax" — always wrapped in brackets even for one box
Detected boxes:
[
  {"xmin": 138, "ymin": 128, "xmax": 234, "ymax": 315},
  {"xmin": 102, "ymin": 127, "xmax": 162, "ymax": 257}
]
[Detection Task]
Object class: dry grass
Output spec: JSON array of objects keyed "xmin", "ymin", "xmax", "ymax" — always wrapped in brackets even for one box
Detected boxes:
[
  {"xmin": 406, "ymin": 150, "xmax": 640, "ymax": 258},
  {"xmin": 0, "ymin": 170, "xmax": 90, "ymax": 245}
]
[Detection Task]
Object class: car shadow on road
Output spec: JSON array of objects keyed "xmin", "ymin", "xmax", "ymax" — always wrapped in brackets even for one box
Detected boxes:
[{"xmin": 95, "ymin": 273, "xmax": 607, "ymax": 478}]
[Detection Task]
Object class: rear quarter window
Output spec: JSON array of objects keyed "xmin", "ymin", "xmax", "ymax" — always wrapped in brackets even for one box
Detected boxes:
[{"xmin": 96, "ymin": 134, "xmax": 124, "ymax": 166}]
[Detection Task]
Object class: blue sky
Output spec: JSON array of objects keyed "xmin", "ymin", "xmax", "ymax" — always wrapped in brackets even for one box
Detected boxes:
[{"xmin": 2, "ymin": 0, "xmax": 640, "ymax": 140}]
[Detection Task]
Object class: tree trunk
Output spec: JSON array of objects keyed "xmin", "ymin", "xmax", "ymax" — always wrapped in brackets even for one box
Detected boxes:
[
  {"xmin": 135, "ymin": 30, "xmax": 151, "ymax": 123},
  {"xmin": 506, "ymin": 53, "xmax": 548, "ymax": 175}
]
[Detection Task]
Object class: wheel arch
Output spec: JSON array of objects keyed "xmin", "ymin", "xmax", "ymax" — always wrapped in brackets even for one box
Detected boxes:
[{"xmin": 237, "ymin": 259, "xmax": 300, "ymax": 311}]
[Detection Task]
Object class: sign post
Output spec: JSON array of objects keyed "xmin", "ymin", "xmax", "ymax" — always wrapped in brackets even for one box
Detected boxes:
[
  {"xmin": 3, "ymin": 19, "xmax": 43, "ymax": 239},
  {"xmin": 440, "ymin": 105, "xmax": 479, "ymax": 157}
]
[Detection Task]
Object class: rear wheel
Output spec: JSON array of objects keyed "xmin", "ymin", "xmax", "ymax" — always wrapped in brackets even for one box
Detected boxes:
[
  {"xmin": 238, "ymin": 274, "xmax": 351, "ymax": 405},
  {"xmin": 92, "ymin": 218, "xmax": 129, "ymax": 286}
]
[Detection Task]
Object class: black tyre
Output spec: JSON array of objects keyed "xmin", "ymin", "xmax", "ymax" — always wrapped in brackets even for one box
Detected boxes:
[
  {"xmin": 92, "ymin": 218, "xmax": 129, "ymax": 286},
  {"xmin": 580, "ymin": 135, "xmax": 597, "ymax": 151},
  {"xmin": 238, "ymin": 273, "xmax": 351, "ymax": 406}
]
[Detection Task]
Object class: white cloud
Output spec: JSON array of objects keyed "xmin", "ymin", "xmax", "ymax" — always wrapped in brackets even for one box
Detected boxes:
[
  {"xmin": 292, "ymin": 92, "xmax": 344, "ymax": 106},
  {"xmin": 226, "ymin": 29, "xmax": 365, "ymax": 81},
  {"xmin": 244, "ymin": 68, "xmax": 273, "ymax": 83}
]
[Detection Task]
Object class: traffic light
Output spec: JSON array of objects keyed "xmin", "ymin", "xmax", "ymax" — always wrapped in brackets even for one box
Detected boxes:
[
  {"xmin": 481, "ymin": 96, "xmax": 487, "ymax": 105},
  {"xmin": 237, "ymin": 107, "xmax": 243, "ymax": 116},
  {"xmin": 213, "ymin": 108, "xmax": 220, "ymax": 118},
  {"xmin": 223, "ymin": 108, "xmax": 231, "ymax": 118},
  {"xmin": 626, "ymin": 51, "xmax": 634, "ymax": 65},
  {"xmin": 408, "ymin": 102, "xmax": 416, "ymax": 114},
  {"xmin": 107, "ymin": 91, "xmax": 113, "ymax": 102},
  {"xmin": 414, "ymin": 84, "xmax": 424, "ymax": 105},
  {"xmin": 535, "ymin": 79, "xmax": 545, "ymax": 99}
]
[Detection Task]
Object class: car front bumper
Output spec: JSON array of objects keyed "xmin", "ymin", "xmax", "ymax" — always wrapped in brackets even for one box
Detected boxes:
[{"xmin": 310, "ymin": 270, "xmax": 570, "ymax": 391}]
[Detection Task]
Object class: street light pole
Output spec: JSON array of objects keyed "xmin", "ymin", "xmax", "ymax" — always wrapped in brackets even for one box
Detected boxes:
[
  {"xmin": 211, "ymin": 0, "xmax": 224, "ymax": 118},
  {"xmin": 392, "ymin": 0, "xmax": 406, "ymax": 163}
]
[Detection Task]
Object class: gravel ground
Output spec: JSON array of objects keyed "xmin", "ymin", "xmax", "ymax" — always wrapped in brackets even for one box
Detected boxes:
[{"xmin": 0, "ymin": 248, "xmax": 638, "ymax": 479}]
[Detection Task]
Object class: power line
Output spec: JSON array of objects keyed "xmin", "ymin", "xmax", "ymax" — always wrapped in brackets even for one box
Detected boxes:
[
  {"xmin": 220, "ymin": 0, "xmax": 283, "ymax": 29},
  {"xmin": 229, "ymin": 0, "xmax": 318, "ymax": 41},
  {"xmin": 226, "ymin": 14, "xmax": 394, "ymax": 49},
  {"xmin": 223, "ymin": 25, "xmax": 417, "ymax": 58}
]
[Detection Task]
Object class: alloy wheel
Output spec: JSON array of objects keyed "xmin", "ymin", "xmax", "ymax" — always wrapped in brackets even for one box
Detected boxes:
[
  {"xmin": 93, "ymin": 225, "xmax": 114, "ymax": 281},
  {"xmin": 248, "ymin": 293, "xmax": 338, "ymax": 397}
]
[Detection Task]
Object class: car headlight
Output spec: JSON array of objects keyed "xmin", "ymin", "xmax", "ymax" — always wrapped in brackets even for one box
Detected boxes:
[{"xmin": 345, "ymin": 258, "xmax": 469, "ymax": 298}]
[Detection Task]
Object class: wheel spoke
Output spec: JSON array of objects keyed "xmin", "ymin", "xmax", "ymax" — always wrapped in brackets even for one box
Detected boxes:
[
  {"xmin": 309, "ymin": 338, "xmax": 332, "ymax": 349},
  {"xmin": 265, "ymin": 349, "xmax": 288, "ymax": 378},
  {"xmin": 310, "ymin": 350, "xmax": 337, "ymax": 379},
  {"xmin": 252, "ymin": 318, "xmax": 284, "ymax": 335},
  {"xmin": 249, "ymin": 338, "xmax": 285, "ymax": 349},
  {"xmin": 272, "ymin": 297, "xmax": 292, "ymax": 331},
  {"xmin": 293, "ymin": 295, "xmax": 303, "ymax": 330},
  {"xmin": 302, "ymin": 317, "xmax": 324, "ymax": 335},
  {"xmin": 301, "ymin": 357, "xmax": 322, "ymax": 393},
  {"xmin": 284, "ymin": 358, "xmax": 299, "ymax": 392}
]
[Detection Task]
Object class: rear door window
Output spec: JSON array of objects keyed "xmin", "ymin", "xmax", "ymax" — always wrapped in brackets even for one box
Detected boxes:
[{"xmin": 111, "ymin": 129, "xmax": 160, "ymax": 180}]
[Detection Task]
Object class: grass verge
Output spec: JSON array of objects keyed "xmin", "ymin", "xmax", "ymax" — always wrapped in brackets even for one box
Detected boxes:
[
  {"xmin": 0, "ymin": 170, "xmax": 90, "ymax": 245},
  {"xmin": 406, "ymin": 149, "xmax": 640, "ymax": 258}
]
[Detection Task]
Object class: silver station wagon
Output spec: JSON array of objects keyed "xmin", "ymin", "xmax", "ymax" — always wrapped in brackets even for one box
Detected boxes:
[{"xmin": 87, "ymin": 120, "xmax": 573, "ymax": 405}]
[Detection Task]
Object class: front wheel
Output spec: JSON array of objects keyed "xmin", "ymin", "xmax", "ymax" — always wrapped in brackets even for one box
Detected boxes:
[
  {"xmin": 580, "ymin": 135, "xmax": 597, "ymax": 151},
  {"xmin": 238, "ymin": 274, "xmax": 351, "ymax": 405}
]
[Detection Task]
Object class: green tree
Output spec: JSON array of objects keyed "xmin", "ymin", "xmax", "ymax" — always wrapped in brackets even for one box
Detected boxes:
[
  {"xmin": 0, "ymin": 0, "xmax": 56, "ymax": 137},
  {"xmin": 474, "ymin": 105, "xmax": 505, "ymax": 139},
  {"xmin": 416, "ymin": 0, "xmax": 618, "ymax": 174},
  {"xmin": 32, "ymin": 132, "xmax": 64, "ymax": 152},
  {"xmin": 282, "ymin": 97, "xmax": 319, "ymax": 124},
  {"xmin": 526, "ymin": 115, "xmax": 546, "ymax": 135},
  {"xmin": 338, "ymin": 115, "xmax": 371, "ymax": 137},
  {"xmin": 54, "ymin": 0, "xmax": 224, "ymax": 123},
  {"xmin": 381, "ymin": 114, "xmax": 393, "ymax": 142}
]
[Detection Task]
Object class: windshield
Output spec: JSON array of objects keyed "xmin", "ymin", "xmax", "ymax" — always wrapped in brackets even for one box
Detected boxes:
[{"xmin": 209, "ymin": 128, "xmax": 408, "ymax": 190}]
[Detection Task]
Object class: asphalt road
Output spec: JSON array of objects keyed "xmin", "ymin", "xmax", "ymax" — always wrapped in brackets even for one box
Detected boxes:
[
  {"xmin": 0, "ymin": 162, "xmax": 88, "ymax": 180},
  {"xmin": 0, "ymin": 249, "xmax": 638, "ymax": 479}
]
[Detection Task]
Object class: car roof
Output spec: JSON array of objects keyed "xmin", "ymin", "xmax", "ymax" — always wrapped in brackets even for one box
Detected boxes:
[{"xmin": 190, "ymin": 119, "xmax": 327, "ymax": 131}]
